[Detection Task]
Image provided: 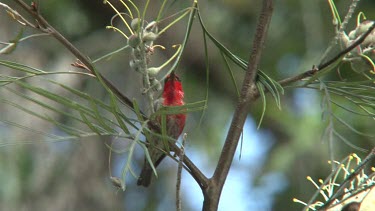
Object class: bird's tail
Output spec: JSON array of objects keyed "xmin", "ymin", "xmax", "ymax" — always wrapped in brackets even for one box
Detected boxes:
[
  {"xmin": 137, "ymin": 149, "xmax": 166, "ymax": 187},
  {"xmin": 137, "ymin": 161, "xmax": 153, "ymax": 187}
]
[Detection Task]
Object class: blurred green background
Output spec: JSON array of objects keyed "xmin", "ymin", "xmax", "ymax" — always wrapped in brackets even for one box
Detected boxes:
[{"xmin": 1, "ymin": 0, "xmax": 375, "ymax": 210}]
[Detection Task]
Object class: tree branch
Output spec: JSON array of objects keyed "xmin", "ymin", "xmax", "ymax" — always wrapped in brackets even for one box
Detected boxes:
[
  {"xmin": 170, "ymin": 143, "xmax": 208, "ymax": 189},
  {"xmin": 203, "ymin": 1, "xmax": 274, "ymax": 210}
]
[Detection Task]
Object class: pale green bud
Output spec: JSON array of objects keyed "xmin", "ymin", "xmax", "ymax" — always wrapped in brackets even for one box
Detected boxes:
[
  {"xmin": 142, "ymin": 32, "xmax": 158, "ymax": 42},
  {"xmin": 147, "ymin": 67, "xmax": 161, "ymax": 77},
  {"xmin": 127, "ymin": 34, "xmax": 141, "ymax": 48},
  {"xmin": 150, "ymin": 77, "xmax": 162, "ymax": 91}
]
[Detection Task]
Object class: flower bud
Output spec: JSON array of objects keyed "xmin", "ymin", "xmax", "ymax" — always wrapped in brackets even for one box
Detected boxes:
[
  {"xmin": 362, "ymin": 31, "xmax": 375, "ymax": 47},
  {"xmin": 147, "ymin": 67, "xmax": 161, "ymax": 77},
  {"xmin": 127, "ymin": 34, "xmax": 141, "ymax": 48},
  {"xmin": 356, "ymin": 20, "xmax": 374, "ymax": 36},
  {"xmin": 350, "ymin": 56, "xmax": 375, "ymax": 74},
  {"xmin": 339, "ymin": 32, "xmax": 350, "ymax": 47},
  {"xmin": 142, "ymin": 32, "xmax": 158, "ymax": 42},
  {"xmin": 348, "ymin": 30, "xmax": 356, "ymax": 40},
  {"xmin": 349, "ymin": 20, "xmax": 374, "ymax": 40},
  {"xmin": 129, "ymin": 59, "xmax": 143, "ymax": 72},
  {"xmin": 110, "ymin": 176, "xmax": 124, "ymax": 190},
  {"xmin": 150, "ymin": 77, "xmax": 162, "ymax": 91},
  {"xmin": 132, "ymin": 48, "xmax": 142, "ymax": 59}
]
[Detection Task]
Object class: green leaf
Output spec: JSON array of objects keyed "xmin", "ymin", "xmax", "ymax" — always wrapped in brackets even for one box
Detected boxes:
[
  {"xmin": 198, "ymin": 23, "xmax": 210, "ymax": 130},
  {"xmin": 197, "ymin": 10, "xmax": 283, "ymax": 112},
  {"xmin": 0, "ymin": 118, "xmax": 59, "ymax": 139},
  {"xmin": 256, "ymin": 82, "xmax": 267, "ymax": 129},
  {"xmin": 333, "ymin": 129, "xmax": 367, "ymax": 152},
  {"xmin": 139, "ymin": 139, "xmax": 158, "ymax": 178},
  {"xmin": 166, "ymin": 0, "xmax": 197, "ymax": 75},
  {"xmin": 79, "ymin": 112, "xmax": 103, "ymax": 136},
  {"xmin": 0, "ymin": 60, "xmax": 46, "ymax": 75},
  {"xmin": 88, "ymin": 99, "xmax": 116, "ymax": 133},
  {"xmin": 152, "ymin": 100, "xmax": 207, "ymax": 117},
  {"xmin": 332, "ymin": 114, "xmax": 375, "ymax": 137},
  {"xmin": 221, "ymin": 52, "xmax": 240, "ymax": 97},
  {"xmin": 109, "ymin": 94, "xmax": 130, "ymax": 134},
  {"xmin": 51, "ymin": 80, "xmax": 139, "ymax": 131}
]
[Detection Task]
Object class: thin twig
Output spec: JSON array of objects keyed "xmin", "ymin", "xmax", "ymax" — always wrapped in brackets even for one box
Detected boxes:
[
  {"xmin": 0, "ymin": 2, "xmax": 40, "ymax": 29},
  {"xmin": 169, "ymin": 142, "xmax": 208, "ymax": 189},
  {"xmin": 176, "ymin": 133, "xmax": 187, "ymax": 211},
  {"xmin": 278, "ymin": 68, "xmax": 317, "ymax": 86}
]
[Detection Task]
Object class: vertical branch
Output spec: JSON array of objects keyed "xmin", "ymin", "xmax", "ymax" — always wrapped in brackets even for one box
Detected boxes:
[{"xmin": 202, "ymin": 0, "xmax": 274, "ymax": 210}]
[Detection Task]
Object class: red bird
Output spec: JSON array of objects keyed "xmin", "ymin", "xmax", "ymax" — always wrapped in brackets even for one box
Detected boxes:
[{"xmin": 137, "ymin": 72, "xmax": 186, "ymax": 187}]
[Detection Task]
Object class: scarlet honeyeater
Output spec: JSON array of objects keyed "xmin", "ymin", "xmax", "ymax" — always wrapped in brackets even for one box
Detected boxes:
[{"xmin": 137, "ymin": 72, "xmax": 186, "ymax": 187}]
